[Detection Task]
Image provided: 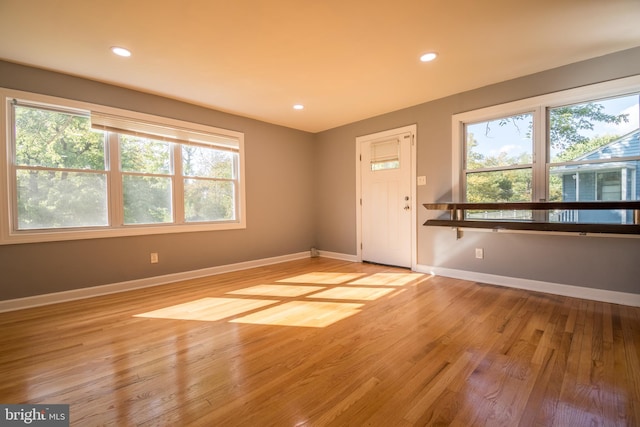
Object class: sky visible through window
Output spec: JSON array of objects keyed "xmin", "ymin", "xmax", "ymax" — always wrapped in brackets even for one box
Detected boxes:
[{"xmin": 470, "ymin": 94, "xmax": 639, "ymax": 160}]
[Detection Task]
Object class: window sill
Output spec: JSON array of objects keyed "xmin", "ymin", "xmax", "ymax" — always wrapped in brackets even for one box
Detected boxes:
[{"xmin": 1, "ymin": 221, "xmax": 246, "ymax": 245}]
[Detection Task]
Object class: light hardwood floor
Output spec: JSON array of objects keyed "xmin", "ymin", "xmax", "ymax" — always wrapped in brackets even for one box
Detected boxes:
[{"xmin": 0, "ymin": 257, "xmax": 638, "ymax": 426}]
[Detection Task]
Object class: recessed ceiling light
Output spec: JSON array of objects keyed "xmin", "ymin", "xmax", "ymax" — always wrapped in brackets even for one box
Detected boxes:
[
  {"xmin": 111, "ymin": 46, "xmax": 132, "ymax": 57},
  {"xmin": 420, "ymin": 52, "xmax": 438, "ymax": 62},
  {"xmin": 293, "ymin": 104, "xmax": 304, "ymax": 110}
]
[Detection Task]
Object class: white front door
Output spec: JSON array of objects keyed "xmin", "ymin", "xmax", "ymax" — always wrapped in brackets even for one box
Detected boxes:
[{"xmin": 359, "ymin": 128, "xmax": 413, "ymax": 268}]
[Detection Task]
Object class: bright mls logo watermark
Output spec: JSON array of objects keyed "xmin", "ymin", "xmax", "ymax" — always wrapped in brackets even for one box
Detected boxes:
[{"xmin": 1, "ymin": 405, "xmax": 69, "ymax": 426}]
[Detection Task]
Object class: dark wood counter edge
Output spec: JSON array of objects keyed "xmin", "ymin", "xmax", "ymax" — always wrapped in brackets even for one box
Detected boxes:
[
  {"xmin": 423, "ymin": 219, "xmax": 640, "ymax": 235},
  {"xmin": 423, "ymin": 201, "xmax": 640, "ymax": 210}
]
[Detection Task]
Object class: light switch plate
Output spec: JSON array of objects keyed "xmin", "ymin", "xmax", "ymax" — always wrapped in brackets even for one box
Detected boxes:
[{"xmin": 417, "ymin": 176, "xmax": 426, "ymax": 186}]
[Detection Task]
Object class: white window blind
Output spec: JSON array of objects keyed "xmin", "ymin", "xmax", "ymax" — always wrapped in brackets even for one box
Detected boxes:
[
  {"xmin": 91, "ymin": 111, "xmax": 239, "ymax": 151},
  {"xmin": 371, "ymin": 138, "xmax": 399, "ymax": 163}
]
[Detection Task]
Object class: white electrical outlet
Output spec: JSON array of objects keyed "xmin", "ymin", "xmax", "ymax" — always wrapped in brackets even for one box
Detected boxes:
[
  {"xmin": 475, "ymin": 248, "xmax": 484, "ymax": 259},
  {"xmin": 150, "ymin": 252, "xmax": 159, "ymax": 264}
]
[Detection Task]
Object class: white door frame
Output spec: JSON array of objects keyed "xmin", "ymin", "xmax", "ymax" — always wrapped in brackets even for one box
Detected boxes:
[{"xmin": 355, "ymin": 124, "xmax": 417, "ymax": 270}]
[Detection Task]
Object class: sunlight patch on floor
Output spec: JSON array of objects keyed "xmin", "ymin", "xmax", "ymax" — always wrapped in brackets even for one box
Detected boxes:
[
  {"xmin": 227, "ymin": 284, "xmax": 325, "ymax": 297},
  {"xmin": 348, "ymin": 273, "xmax": 427, "ymax": 287},
  {"xmin": 306, "ymin": 286, "xmax": 395, "ymax": 301},
  {"xmin": 277, "ymin": 272, "xmax": 367, "ymax": 285},
  {"xmin": 230, "ymin": 301, "xmax": 364, "ymax": 328},
  {"xmin": 134, "ymin": 271, "xmax": 423, "ymax": 326},
  {"xmin": 134, "ymin": 297, "xmax": 277, "ymax": 321}
]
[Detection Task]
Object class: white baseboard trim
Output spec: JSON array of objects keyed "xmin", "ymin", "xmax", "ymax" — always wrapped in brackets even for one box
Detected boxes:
[
  {"xmin": 8, "ymin": 253, "xmax": 634, "ymax": 313},
  {"xmin": 317, "ymin": 250, "xmax": 359, "ymax": 262},
  {"xmin": 0, "ymin": 251, "xmax": 311, "ymax": 313},
  {"xmin": 414, "ymin": 264, "xmax": 640, "ymax": 307}
]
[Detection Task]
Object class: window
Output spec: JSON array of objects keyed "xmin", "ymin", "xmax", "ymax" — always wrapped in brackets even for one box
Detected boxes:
[
  {"xmin": 463, "ymin": 113, "xmax": 534, "ymax": 220},
  {"xmin": 1, "ymin": 89, "xmax": 245, "ymax": 244},
  {"xmin": 547, "ymin": 95, "xmax": 639, "ymax": 224},
  {"xmin": 182, "ymin": 144, "xmax": 238, "ymax": 222},
  {"xmin": 453, "ymin": 75, "xmax": 640, "ymax": 225},
  {"xmin": 13, "ymin": 104, "xmax": 109, "ymax": 230},
  {"xmin": 370, "ymin": 139, "xmax": 400, "ymax": 171},
  {"xmin": 119, "ymin": 135, "xmax": 174, "ymax": 224}
]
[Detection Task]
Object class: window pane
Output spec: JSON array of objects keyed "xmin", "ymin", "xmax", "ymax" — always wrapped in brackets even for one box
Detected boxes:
[
  {"xmin": 182, "ymin": 145, "xmax": 235, "ymax": 179},
  {"xmin": 15, "ymin": 105, "xmax": 106, "ymax": 170},
  {"xmin": 123, "ymin": 175, "xmax": 172, "ymax": 224},
  {"xmin": 549, "ymin": 94, "xmax": 640, "ymax": 161},
  {"xmin": 549, "ymin": 164, "xmax": 637, "ymax": 224},
  {"xmin": 597, "ymin": 171, "xmax": 621, "ymax": 201},
  {"xmin": 465, "ymin": 113, "xmax": 533, "ymax": 170},
  {"xmin": 16, "ymin": 170, "xmax": 108, "ymax": 229},
  {"xmin": 549, "ymin": 94, "xmax": 639, "ymax": 224},
  {"xmin": 371, "ymin": 160, "xmax": 400, "ymax": 171},
  {"xmin": 120, "ymin": 135, "xmax": 172, "ymax": 174},
  {"xmin": 466, "ymin": 169, "xmax": 532, "ymax": 220},
  {"xmin": 466, "ymin": 169, "xmax": 532, "ymax": 203},
  {"xmin": 370, "ymin": 139, "xmax": 399, "ymax": 171},
  {"xmin": 184, "ymin": 179, "xmax": 235, "ymax": 222}
]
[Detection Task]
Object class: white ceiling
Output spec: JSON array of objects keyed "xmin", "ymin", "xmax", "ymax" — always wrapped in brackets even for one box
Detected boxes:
[{"xmin": 1, "ymin": 0, "xmax": 639, "ymax": 132}]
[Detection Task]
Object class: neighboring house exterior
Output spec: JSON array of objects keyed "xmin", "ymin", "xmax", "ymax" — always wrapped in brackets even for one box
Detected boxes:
[{"xmin": 552, "ymin": 128, "xmax": 640, "ymax": 223}]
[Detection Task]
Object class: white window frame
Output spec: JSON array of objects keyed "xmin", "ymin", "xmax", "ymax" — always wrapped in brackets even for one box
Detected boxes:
[
  {"xmin": 452, "ymin": 75, "xmax": 640, "ymax": 208},
  {"xmin": 0, "ymin": 88, "xmax": 246, "ymax": 245}
]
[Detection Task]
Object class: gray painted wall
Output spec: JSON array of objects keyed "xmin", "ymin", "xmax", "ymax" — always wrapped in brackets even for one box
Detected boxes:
[
  {"xmin": 2, "ymin": 47, "xmax": 640, "ymax": 302},
  {"xmin": 0, "ymin": 61, "xmax": 316, "ymax": 300},
  {"xmin": 314, "ymin": 47, "xmax": 640, "ymax": 294}
]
